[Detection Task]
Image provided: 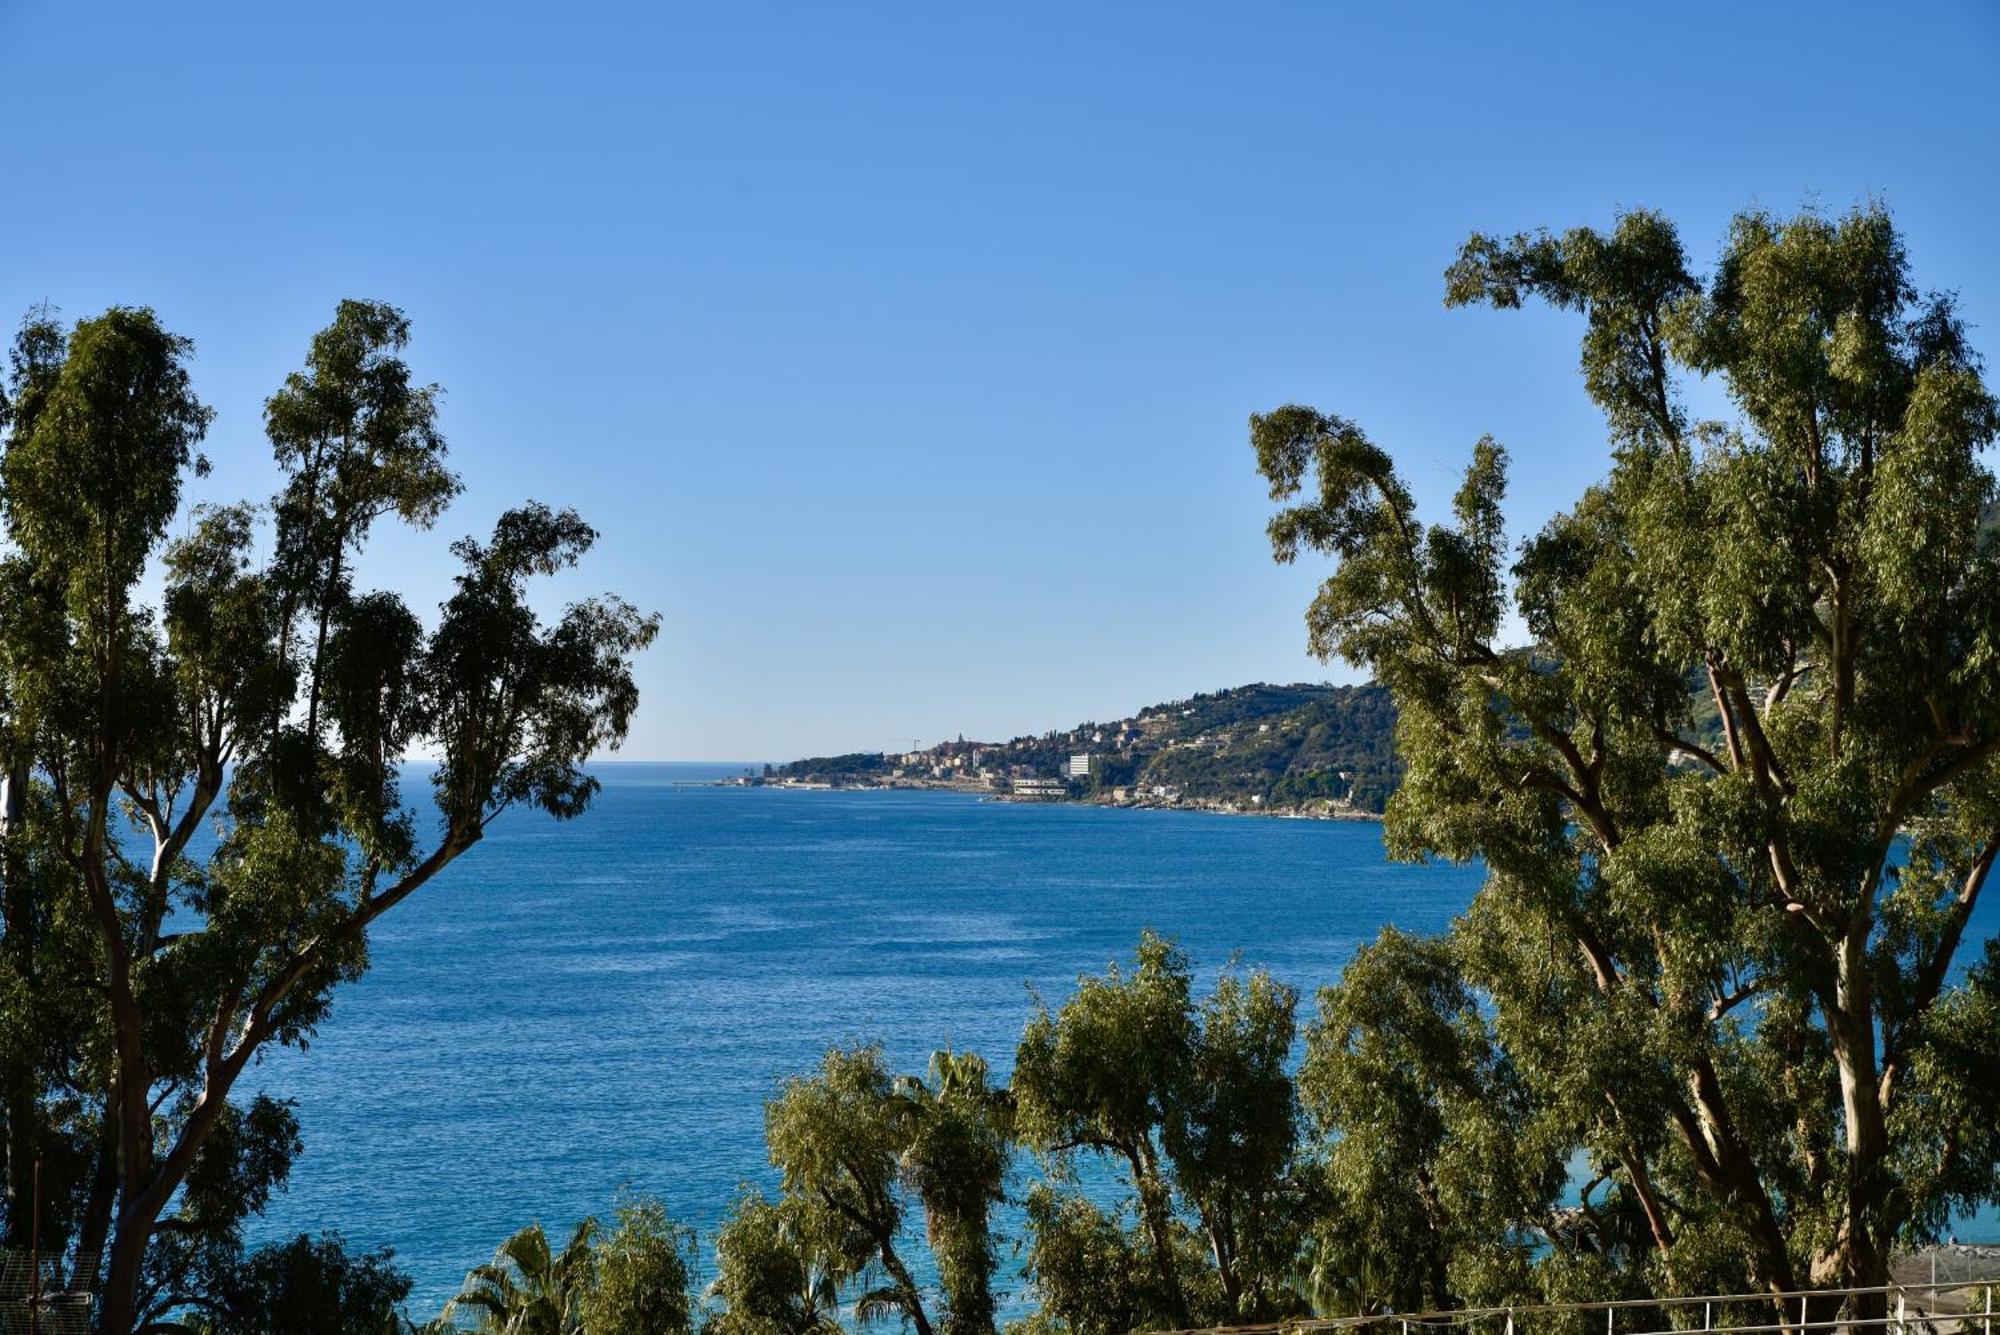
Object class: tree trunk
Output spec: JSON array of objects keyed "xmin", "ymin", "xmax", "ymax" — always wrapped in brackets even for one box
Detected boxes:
[
  {"xmin": 98, "ymin": 1203, "xmax": 159, "ymax": 1335},
  {"xmin": 71, "ymin": 1108, "xmax": 118, "ymax": 1292},
  {"xmin": 876, "ymin": 1230, "xmax": 935, "ymax": 1335},
  {"xmin": 1828, "ymin": 922, "xmax": 1890, "ymax": 1308},
  {"xmin": 1205, "ymin": 1214, "xmax": 1241, "ymax": 1314},
  {"xmin": 1803, "ymin": 1289, "xmax": 1850, "ymax": 1335},
  {"xmin": 2, "ymin": 808, "xmax": 35, "ymax": 1247},
  {"xmin": 303, "ymin": 543, "xmax": 344, "ymax": 739},
  {"xmin": 1126, "ymin": 1144, "xmax": 1192, "ymax": 1328},
  {"xmin": 95, "ymin": 1073, "xmax": 166, "ymax": 1335}
]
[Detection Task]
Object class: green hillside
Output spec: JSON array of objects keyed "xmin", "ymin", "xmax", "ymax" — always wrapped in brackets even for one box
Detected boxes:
[
  {"xmin": 771, "ymin": 682, "xmax": 1402, "ymax": 814},
  {"xmin": 1117, "ymin": 684, "xmax": 1400, "ymax": 812}
]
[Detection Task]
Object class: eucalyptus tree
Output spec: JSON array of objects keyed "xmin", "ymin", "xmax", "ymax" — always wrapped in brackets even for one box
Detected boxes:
[
  {"xmin": 1168, "ymin": 960, "xmax": 1309, "ymax": 1317},
  {"xmin": 0, "ymin": 301, "xmax": 658, "ymax": 1334},
  {"xmin": 1298, "ymin": 928, "xmax": 1563, "ymax": 1314},
  {"xmin": 263, "ymin": 299, "xmax": 457, "ymax": 742},
  {"xmin": 764, "ymin": 1045, "xmax": 937, "ymax": 1335},
  {"xmin": 1014, "ymin": 933, "xmax": 1197, "ymax": 1328},
  {"xmin": 1252, "ymin": 203, "xmax": 2000, "ymax": 1312},
  {"xmin": 0, "ymin": 693, "xmax": 97, "ymax": 1253},
  {"xmin": 1014, "ymin": 1187, "xmax": 1176, "ymax": 1335},
  {"xmin": 718, "ymin": 1044, "xmax": 1015, "ymax": 1335},
  {"xmin": 190, "ymin": 1231, "xmax": 414, "ymax": 1335},
  {"xmin": 706, "ymin": 1191, "xmax": 850, "ymax": 1335},
  {"xmin": 577, "ymin": 1197, "xmax": 697, "ymax": 1335},
  {"xmin": 1013, "ymin": 933, "xmax": 1309, "ymax": 1329}
]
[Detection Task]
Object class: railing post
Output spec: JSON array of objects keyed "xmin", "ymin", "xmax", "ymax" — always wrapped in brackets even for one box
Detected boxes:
[
  {"xmin": 1607, "ymin": 1306, "xmax": 1613, "ymax": 1335},
  {"xmin": 1704, "ymin": 1302, "xmax": 1712, "ymax": 1335},
  {"xmin": 1896, "ymin": 1289, "xmax": 1906, "ymax": 1335},
  {"xmin": 1506, "ymin": 1308, "xmax": 1514, "ymax": 1335}
]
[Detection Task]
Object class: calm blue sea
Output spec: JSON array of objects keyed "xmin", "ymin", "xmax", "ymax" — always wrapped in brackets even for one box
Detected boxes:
[{"xmin": 243, "ymin": 762, "xmax": 1997, "ymax": 1315}]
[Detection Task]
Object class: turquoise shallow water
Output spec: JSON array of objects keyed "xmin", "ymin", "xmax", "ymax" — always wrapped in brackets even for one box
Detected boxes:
[{"xmin": 244, "ymin": 762, "xmax": 1996, "ymax": 1315}]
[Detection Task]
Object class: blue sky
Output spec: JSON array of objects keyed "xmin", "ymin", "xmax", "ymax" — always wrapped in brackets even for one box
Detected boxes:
[{"xmin": 3, "ymin": 2, "xmax": 1996, "ymax": 761}]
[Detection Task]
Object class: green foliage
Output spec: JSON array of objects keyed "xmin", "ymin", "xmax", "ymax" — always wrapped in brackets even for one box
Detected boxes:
[
  {"xmin": 0, "ymin": 759, "xmax": 99, "ymax": 1248},
  {"xmin": 774, "ymin": 752, "xmax": 894, "ymax": 782},
  {"xmin": 761, "ymin": 1045, "xmax": 945, "ymax": 1335},
  {"xmin": 1254, "ymin": 201, "xmax": 2000, "ymax": 1306},
  {"xmin": 2, "ymin": 307, "xmax": 213, "ymax": 627},
  {"xmin": 195, "ymin": 1231, "xmax": 415, "ymax": 1335},
  {"xmin": 895, "ymin": 1051, "xmax": 1014, "ymax": 1335},
  {"xmin": 140, "ymin": 1095, "xmax": 307, "ymax": 1319},
  {"xmin": 0, "ymin": 299, "xmax": 658, "ymax": 1335},
  {"xmin": 688, "ymin": 938, "xmax": 1358, "ymax": 1335},
  {"xmin": 432, "ymin": 1200, "xmax": 696, "ymax": 1335},
  {"xmin": 1136, "ymin": 686, "xmax": 1401, "ymax": 812},
  {"xmin": 1012, "ymin": 1186, "xmax": 1183, "ymax": 1335},
  {"xmin": 707, "ymin": 1046, "xmax": 1014, "ymax": 1335},
  {"xmin": 579, "ymin": 1197, "xmax": 698, "ymax": 1335},
  {"xmin": 1298, "ymin": 929, "xmax": 1554, "ymax": 1313},
  {"xmin": 778, "ymin": 684, "xmax": 1402, "ymax": 815},
  {"xmin": 1014, "ymin": 933, "xmax": 1311, "ymax": 1328},
  {"xmin": 707, "ymin": 1191, "xmax": 847, "ymax": 1335},
  {"xmin": 443, "ymin": 1219, "xmax": 599, "ymax": 1334}
]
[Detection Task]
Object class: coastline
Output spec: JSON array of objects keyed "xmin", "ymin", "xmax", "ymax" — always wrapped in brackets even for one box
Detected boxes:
[{"xmin": 722, "ymin": 777, "xmax": 1385, "ymax": 822}]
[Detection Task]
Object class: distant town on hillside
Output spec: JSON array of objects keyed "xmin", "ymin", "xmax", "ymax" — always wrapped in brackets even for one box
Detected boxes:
[{"xmin": 757, "ymin": 682, "xmax": 1401, "ymax": 817}]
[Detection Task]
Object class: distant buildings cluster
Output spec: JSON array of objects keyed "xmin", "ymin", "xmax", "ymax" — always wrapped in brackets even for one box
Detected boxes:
[
  {"xmin": 761, "ymin": 683, "xmax": 1395, "ymax": 816},
  {"xmin": 1010, "ymin": 777, "xmax": 1067, "ymax": 798}
]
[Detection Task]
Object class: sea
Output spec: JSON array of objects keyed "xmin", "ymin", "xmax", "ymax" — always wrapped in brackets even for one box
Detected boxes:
[{"xmin": 242, "ymin": 761, "xmax": 1998, "ymax": 1317}]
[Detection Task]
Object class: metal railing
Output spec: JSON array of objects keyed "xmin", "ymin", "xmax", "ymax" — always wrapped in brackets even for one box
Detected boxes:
[
  {"xmin": 1145, "ymin": 1276, "xmax": 2000, "ymax": 1335},
  {"xmin": 0, "ymin": 1246, "xmax": 97, "ymax": 1335}
]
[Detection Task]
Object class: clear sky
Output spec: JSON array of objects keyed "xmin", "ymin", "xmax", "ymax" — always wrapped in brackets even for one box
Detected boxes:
[{"xmin": 2, "ymin": 3, "xmax": 1996, "ymax": 762}]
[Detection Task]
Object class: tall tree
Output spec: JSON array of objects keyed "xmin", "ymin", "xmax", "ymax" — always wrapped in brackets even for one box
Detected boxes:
[
  {"xmin": 764, "ymin": 1045, "xmax": 937, "ymax": 1335},
  {"xmin": 576, "ymin": 1197, "xmax": 697, "ymax": 1335},
  {"xmin": 442, "ymin": 1219, "xmax": 598, "ymax": 1335},
  {"xmin": 0, "ymin": 301, "xmax": 658, "ymax": 1334},
  {"xmin": 1014, "ymin": 934, "xmax": 1198, "ymax": 1329},
  {"xmin": 1014, "ymin": 933, "xmax": 1311, "ymax": 1329},
  {"xmin": 263, "ymin": 297, "xmax": 456, "ymax": 741},
  {"xmin": 706, "ymin": 1191, "xmax": 850, "ymax": 1335},
  {"xmin": 712, "ymin": 1045, "xmax": 1015, "ymax": 1335},
  {"xmin": 1298, "ymin": 928, "xmax": 1563, "ymax": 1315},
  {"xmin": 1167, "ymin": 961, "xmax": 1307, "ymax": 1317},
  {"xmin": 893, "ymin": 1050, "xmax": 1012, "ymax": 1335},
  {"xmin": 1252, "ymin": 203, "xmax": 2000, "ymax": 1316}
]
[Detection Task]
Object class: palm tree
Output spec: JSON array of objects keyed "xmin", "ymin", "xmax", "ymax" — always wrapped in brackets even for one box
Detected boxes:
[
  {"xmin": 893, "ymin": 1050, "xmax": 1014, "ymax": 1335},
  {"xmin": 703, "ymin": 1194, "xmax": 849, "ymax": 1335},
  {"xmin": 440, "ymin": 1220, "xmax": 597, "ymax": 1334},
  {"xmin": 774, "ymin": 1217, "xmax": 846, "ymax": 1335},
  {"xmin": 1290, "ymin": 1235, "xmax": 1392, "ymax": 1319}
]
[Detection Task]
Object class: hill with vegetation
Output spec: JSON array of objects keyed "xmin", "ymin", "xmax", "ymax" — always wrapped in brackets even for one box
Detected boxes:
[{"xmin": 769, "ymin": 682, "xmax": 1402, "ymax": 815}]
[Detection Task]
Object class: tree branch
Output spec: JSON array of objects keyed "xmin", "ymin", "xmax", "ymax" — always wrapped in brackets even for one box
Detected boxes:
[
  {"xmin": 1657, "ymin": 727, "xmax": 1728, "ymax": 775},
  {"xmin": 1710, "ymin": 978, "xmax": 1762, "ymax": 1022},
  {"xmin": 1707, "ymin": 655, "xmax": 1747, "ymax": 772},
  {"xmin": 236, "ymin": 828, "xmax": 478, "ymax": 1050},
  {"xmin": 1878, "ymin": 834, "xmax": 1999, "ymax": 1110}
]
